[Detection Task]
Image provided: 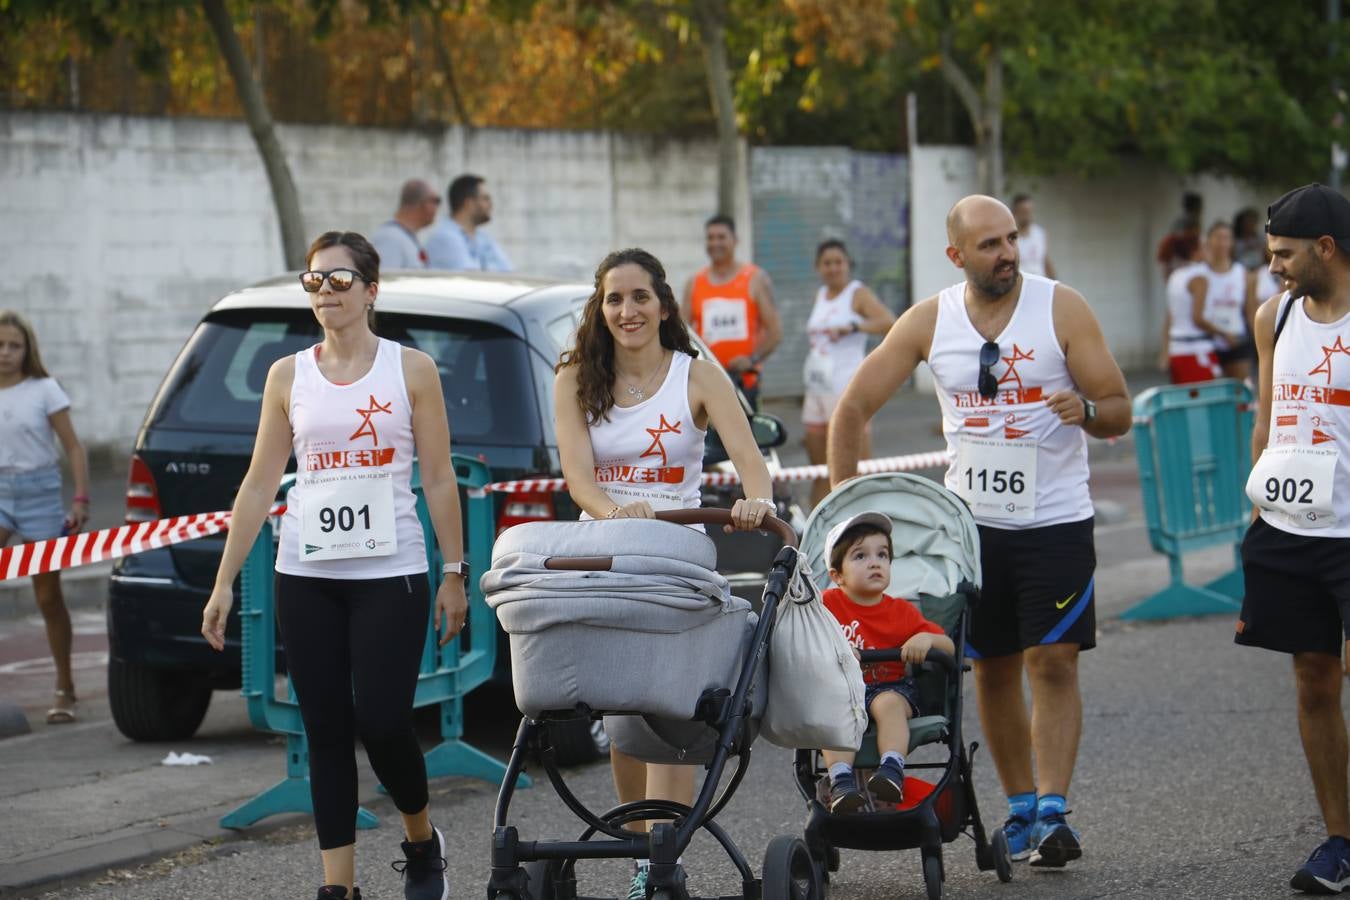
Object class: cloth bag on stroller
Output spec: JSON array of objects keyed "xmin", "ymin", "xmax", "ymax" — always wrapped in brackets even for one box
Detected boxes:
[
  {"xmin": 483, "ymin": 518, "xmax": 756, "ymax": 725},
  {"xmin": 758, "ymin": 562, "xmax": 868, "ymax": 752}
]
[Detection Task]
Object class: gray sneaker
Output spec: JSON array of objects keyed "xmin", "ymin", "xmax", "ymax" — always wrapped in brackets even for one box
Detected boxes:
[{"xmin": 627, "ymin": 865, "xmax": 649, "ymax": 900}]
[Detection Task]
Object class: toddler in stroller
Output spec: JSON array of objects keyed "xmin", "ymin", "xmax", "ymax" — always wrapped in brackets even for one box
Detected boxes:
[
  {"xmin": 816, "ymin": 511, "xmax": 956, "ymax": 815},
  {"xmin": 793, "ymin": 473, "xmax": 1014, "ymax": 900},
  {"xmin": 483, "ymin": 508, "xmax": 826, "ymax": 900}
]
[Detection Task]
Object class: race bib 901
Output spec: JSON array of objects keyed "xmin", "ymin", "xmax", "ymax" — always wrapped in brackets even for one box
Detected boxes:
[{"xmin": 299, "ymin": 469, "xmax": 398, "ymax": 561}]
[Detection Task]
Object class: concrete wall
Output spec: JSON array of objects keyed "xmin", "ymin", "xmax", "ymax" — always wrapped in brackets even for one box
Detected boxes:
[
  {"xmin": 0, "ymin": 112, "xmax": 749, "ymax": 449},
  {"xmin": 909, "ymin": 145, "xmax": 1280, "ymax": 370}
]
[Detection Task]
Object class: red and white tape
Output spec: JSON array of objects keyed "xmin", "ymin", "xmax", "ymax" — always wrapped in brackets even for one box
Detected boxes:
[
  {"xmin": 475, "ymin": 448, "xmax": 953, "ymax": 496},
  {"xmin": 0, "ymin": 512, "xmax": 233, "ymax": 582}
]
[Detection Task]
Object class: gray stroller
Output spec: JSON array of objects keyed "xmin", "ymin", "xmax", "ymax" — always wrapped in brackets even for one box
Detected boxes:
[{"xmin": 483, "ymin": 508, "xmax": 820, "ymax": 900}]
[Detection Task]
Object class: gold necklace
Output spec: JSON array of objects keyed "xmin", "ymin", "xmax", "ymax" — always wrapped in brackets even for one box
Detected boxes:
[{"xmin": 624, "ymin": 352, "xmax": 667, "ymax": 401}]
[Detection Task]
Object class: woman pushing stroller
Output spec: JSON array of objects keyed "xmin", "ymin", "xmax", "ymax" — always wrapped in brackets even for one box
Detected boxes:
[{"xmin": 553, "ymin": 247, "xmax": 774, "ymax": 899}]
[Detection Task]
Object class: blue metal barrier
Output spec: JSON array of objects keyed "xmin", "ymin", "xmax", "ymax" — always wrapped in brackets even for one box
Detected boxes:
[
  {"xmin": 1121, "ymin": 380, "xmax": 1253, "ymax": 620},
  {"xmin": 221, "ymin": 454, "xmax": 526, "ymax": 831}
]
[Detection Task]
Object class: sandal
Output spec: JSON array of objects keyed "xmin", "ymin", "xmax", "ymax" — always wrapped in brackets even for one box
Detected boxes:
[{"xmin": 46, "ymin": 689, "xmax": 77, "ymax": 725}]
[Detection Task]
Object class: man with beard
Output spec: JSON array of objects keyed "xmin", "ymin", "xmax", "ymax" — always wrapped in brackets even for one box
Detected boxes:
[
  {"xmin": 425, "ymin": 174, "xmax": 513, "ymax": 271},
  {"xmin": 1236, "ymin": 183, "xmax": 1350, "ymax": 895},
  {"xmin": 828, "ymin": 195, "xmax": 1131, "ymax": 868}
]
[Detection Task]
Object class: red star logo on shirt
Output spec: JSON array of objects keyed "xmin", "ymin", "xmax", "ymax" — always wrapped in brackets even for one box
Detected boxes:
[
  {"xmin": 1308, "ymin": 337, "xmax": 1350, "ymax": 385},
  {"xmin": 998, "ymin": 344, "xmax": 1035, "ymax": 389},
  {"xmin": 640, "ymin": 414, "xmax": 682, "ymax": 468},
  {"xmin": 350, "ymin": 394, "xmax": 393, "ymax": 445}
]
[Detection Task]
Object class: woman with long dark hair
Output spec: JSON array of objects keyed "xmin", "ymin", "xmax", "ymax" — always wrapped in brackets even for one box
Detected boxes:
[
  {"xmin": 201, "ymin": 231, "xmax": 465, "ymax": 900},
  {"xmin": 554, "ymin": 247, "xmax": 773, "ymax": 899}
]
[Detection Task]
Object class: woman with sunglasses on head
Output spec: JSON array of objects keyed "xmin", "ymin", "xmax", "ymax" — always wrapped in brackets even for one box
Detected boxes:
[
  {"xmin": 801, "ymin": 239, "xmax": 895, "ymax": 507},
  {"xmin": 554, "ymin": 247, "xmax": 774, "ymax": 900},
  {"xmin": 201, "ymin": 231, "xmax": 465, "ymax": 900}
]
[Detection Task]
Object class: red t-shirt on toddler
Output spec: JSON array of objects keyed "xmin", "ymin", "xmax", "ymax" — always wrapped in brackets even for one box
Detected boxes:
[{"xmin": 822, "ymin": 587, "xmax": 946, "ymax": 684}]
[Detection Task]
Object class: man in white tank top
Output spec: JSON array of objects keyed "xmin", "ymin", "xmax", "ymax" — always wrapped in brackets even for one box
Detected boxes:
[
  {"xmin": 829, "ymin": 195, "xmax": 1131, "ymax": 868},
  {"xmin": 1012, "ymin": 194, "xmax": 1056, "ymax": 279},
  {"xmin": 1237, "ymin": 184, "xmax": 1350, "ymax": 895}
]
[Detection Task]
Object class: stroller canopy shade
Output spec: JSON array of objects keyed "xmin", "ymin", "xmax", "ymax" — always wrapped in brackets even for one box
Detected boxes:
[{"xmin": 800, "ymin": 473, "xmax": 981, "ymax": 600}]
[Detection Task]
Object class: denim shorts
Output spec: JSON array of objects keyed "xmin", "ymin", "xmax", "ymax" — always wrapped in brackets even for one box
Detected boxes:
[
  {"xmin": 0, "ymin": 465, "xmax": 65, "ymax": 541},
  {"xmin": 864, "ymin": 677, "xmax": 921, "ymax": 720}
]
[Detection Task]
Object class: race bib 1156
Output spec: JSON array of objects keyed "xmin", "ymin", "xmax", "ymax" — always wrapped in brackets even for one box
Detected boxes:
[{"xmin": 956, "ymin": 436, "xmax": 1037, "ymax": 521}]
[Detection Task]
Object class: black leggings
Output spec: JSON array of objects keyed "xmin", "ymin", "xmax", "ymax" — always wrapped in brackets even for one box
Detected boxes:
[{"xmin": 276, "ymin": 572, "xmax": 431, "ymax": 849}]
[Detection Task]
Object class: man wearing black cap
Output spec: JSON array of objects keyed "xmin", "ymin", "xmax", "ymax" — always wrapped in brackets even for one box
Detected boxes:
[{"xmin": 1237, "ymin": 183, "xmax": 1350, "ymax": 895}]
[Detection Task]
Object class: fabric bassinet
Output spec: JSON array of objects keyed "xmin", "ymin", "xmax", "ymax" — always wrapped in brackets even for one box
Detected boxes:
[{"xmin": 483, "ymin": 518, "xmax": 753, "ymax": 722}]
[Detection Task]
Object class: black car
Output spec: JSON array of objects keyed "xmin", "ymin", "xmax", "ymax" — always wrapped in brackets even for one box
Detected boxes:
[{"xmin": 107, "ymin": 271, "xmax": 789, "ymax": 754}]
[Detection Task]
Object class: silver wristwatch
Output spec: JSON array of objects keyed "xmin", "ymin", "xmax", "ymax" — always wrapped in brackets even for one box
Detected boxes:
[{"xmin": 441, "ymin": 561, "xmax": 470, "ymax": 579}]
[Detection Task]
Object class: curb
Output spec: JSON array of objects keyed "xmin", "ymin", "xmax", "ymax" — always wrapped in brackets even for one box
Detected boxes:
[{"xmin": 0, "ymin": 805, "xmax": 315, "ymax": 898}]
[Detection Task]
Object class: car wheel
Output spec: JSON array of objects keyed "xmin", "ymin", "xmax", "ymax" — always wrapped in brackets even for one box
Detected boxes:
[{"xmin": 108, "ymin": 657, "xmax": 212, "ymax": 741}]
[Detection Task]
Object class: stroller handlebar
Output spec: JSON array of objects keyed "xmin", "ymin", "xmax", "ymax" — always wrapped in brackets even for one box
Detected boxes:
[
  {"xmin": 858, "ymin": 647, "xmax": 959, "ymax": 675},
  {"xmin": 656, "ymin": 508, "xmax": 798, "ymax": 548}
]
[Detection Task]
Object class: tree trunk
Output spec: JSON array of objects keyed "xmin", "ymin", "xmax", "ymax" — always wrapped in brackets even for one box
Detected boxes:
[
  {"xmin": 201, "ymin": 0, "xmax": 306, "ymax": 269},
  {"xmin": 695, "ymin": 0, "xmax": 738, "ymax": 218},
  {"xmin": 981, "ymin": 45, "xmax": 1004, "ymax": 197},
  {"xmin": 426, "ymin": 13, "xmax": 473, "ymax": 128},
  {"xmin": 939, "ymin": 37, "xmax": 1004, "ymax": 197}
]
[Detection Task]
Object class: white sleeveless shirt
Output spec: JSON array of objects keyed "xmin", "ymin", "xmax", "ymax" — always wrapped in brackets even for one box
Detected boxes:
[
  {"xmin": 1167, "ymin": 263, "xmax": 1213, "ymax": 355},
  {"xmin": 1201, "ymin": 262, "xmax": 1248, "ymax": 348},
  {"xmin": 803, "ymin": 280, "xmax": 868, "ymax": 396},
  {"xmin": 276, "ymin": 338, "xmax": 428, "ymax": 578},
  {"xmin": 1018, "ymin": 224, "xmax": 1048, "ymax": 276},
  {"xmin": 1247, "ymin": 294, "xmax": 1350, "ymax": 537},
  {"xmin": 585, "ymin": 351, "xmax": 706, "ymax": 514},
  {"xmin": 928, "ymin": 273, "xmax": 1093, "ymax": 529}
]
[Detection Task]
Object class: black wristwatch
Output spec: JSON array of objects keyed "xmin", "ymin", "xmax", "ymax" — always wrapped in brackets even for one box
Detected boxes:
[{"xmin": 1080, "ymin": 396, "xmax": 1097, "ymax": 425}]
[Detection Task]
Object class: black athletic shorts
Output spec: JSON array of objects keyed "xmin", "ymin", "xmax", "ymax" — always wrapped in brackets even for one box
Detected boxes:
[
  {"xmin": 1236, "ymin": 516, "xmax": 1350, "ymax": 656},
  {"xmin": 967, "ymin": 517, "xmax": 1097, "ymax": 659},
  {"xmin": 1216, "ymin": 341, "xmax": 1255, "ymax": 366}
]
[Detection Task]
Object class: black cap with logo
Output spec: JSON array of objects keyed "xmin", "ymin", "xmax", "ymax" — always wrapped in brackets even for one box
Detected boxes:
[{"xmin": 1266, "ymin": 183, "xmax": 1350, "ymax": 251}]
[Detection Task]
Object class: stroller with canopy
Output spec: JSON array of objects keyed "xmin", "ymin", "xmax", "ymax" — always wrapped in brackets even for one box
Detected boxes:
[
  {"xmin": 792, "ymin": 473, "xmax": 1013, "ymax": 900},
  {"xmin": 483, "ymin": 508, "xmax": 824, "ymax": 900}
]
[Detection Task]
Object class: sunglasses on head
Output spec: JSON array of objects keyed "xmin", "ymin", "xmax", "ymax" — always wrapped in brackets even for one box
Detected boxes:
[
  {"xmin": 977, "ymin": 340, "xmax": 1000, "ymax": 399},
  {"xmin": 299, "ymin": 269, "xmax": 367, "ymax": 293}
]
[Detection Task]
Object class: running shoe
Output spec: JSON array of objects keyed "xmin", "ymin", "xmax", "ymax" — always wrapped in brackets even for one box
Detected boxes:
[
  {"xmin": 1291, "ymin": 836, "xmax": 1350, "ymax": 894},
  {"xmin": 827, "ymin": 771, "xmax": 868, "ymax": 814},
  {"xmin": 393, "ymin": 825, "xmax": 449, "ymax": 900},
  {"xmin": 1028, "ymin": 812, "xmax": 1082, "ymax": 867},
  {"xmin": 866, "ymin": 760, "xmax": 905, "ymax": 805},
  {"xmin": 1002, "ymin": 814, "xmax": 1035, "ymax": 862},
  {"xmin": 626, "ymin": 864, "xmax": 649, "ymax": 900}
]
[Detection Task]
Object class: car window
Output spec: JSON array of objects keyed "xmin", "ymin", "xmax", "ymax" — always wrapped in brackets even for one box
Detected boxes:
[{"xmin": 147, "ymin": 309, "xmax": 542, "ymax": 446}]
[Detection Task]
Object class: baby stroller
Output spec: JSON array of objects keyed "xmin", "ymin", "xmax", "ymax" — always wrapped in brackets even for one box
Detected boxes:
[
  {"xmin": 483, "ymin": 508, "xmax": 822, "ymax": 900},
  {"xmin": 793, "ymin": 473, "xmax": 1013, "ymax": 900}
]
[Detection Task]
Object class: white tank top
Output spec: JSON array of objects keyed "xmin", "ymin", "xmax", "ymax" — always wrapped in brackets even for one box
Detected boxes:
[
  {"xmin": 584, "ymin": 351, "xmax": 706, "ymax": 514},
  {"xmin": 803, "ymin": 280, "xmax": 868, "ymax": 395},
  {"xmin": 1256, "ymin": 266, "xmax": 1281, "ymax": 303},
  {"xmin": 928, "ymin": 273, "xmax": 1093, "ymax": 529},
  {"xmin": 1167, "ymin": 263, "xmax": 1214, "ymax": 355},
  {"xmin": 276, "ymin": 338, "xmax": 428, "ymax": 578},
  {"xmin": 1018, "ymin": 224, "xmax": 1048, "ymax": 276},
  {"xmin": 1201, "ymin": 262, "xmax": 1248, "ymax": 348},
  {"xmin": 1251, "ymin": 294, "xmax": 1350, "ymax": 537}
]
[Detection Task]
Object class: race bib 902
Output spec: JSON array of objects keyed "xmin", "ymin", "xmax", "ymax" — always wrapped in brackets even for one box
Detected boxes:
[{"xmin": 1246, "ymin": 444, "xmax": 1339, "ymax": 529}]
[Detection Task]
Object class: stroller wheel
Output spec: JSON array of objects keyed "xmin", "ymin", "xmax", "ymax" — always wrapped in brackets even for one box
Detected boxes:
[
  {"xmin": 762, "ymin": 835, "xmax": 823, "ymax": 900},
  {"xmin": 990, "ymin": 826, "xmax": 1014, "ymax": 883},
  {"xmin": 922, "ymin": 852, "xmax": 943, "ymax": 900}
]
